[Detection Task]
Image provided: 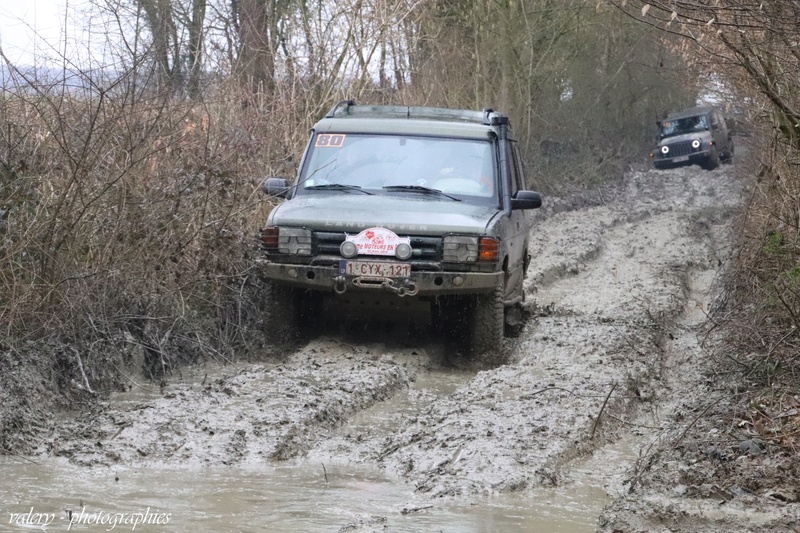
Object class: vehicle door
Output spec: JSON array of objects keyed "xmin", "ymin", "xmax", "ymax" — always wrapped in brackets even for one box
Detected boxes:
[{"xmin": 504, "ymin": 141, "xmax": 530, "ymax": 300}]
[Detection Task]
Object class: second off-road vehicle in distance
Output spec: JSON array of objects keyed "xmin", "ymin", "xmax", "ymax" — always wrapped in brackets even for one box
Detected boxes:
[
  {"xmin": 257, "ymin": 100, "xmax": 542, "ymax": 360},
  {"xmin": 650, "ymin": 106, "xmax": 734, "ymax": 170}
]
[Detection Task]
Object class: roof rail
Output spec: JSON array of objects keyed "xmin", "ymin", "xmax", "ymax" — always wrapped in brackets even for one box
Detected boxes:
[
  {"xmin": 325, "ymin": 99, "xmax": 356, "ymax": 118},
  {"xmin": 324, "ymin": 101, "xmax": 510, "ymax": 126}
]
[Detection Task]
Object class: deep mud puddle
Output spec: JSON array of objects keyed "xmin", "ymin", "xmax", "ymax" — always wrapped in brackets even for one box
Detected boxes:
[
  {"xmin": 1, "ymin": 455, "xmax": 614, "ymax": 532},
  {"xmin": 2, "ymin": 363, "xmax": 625, "ymax": 532}
]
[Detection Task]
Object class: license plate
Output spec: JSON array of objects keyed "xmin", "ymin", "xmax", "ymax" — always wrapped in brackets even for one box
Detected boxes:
[
  {"xmin": 673, "ymin": 155, "xmax": 689, "ymax": 162},
  {"xmin": 340, "ymin": 260, "xmax": 411, "ymax": 278}
]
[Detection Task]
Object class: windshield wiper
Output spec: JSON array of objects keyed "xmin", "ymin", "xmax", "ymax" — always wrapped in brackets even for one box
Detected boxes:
[
  {"xmin": 382, "ymin": 185, "xmax": 462, "ymax": 202},
  {"xmin": 305, "ymin": 183, "xmax": 374, "ymax": 195}
]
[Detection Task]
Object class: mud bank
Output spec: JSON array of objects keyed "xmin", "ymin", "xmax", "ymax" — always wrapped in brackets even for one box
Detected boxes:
[{"xmin": 9, "ymin": 163, "xmax": 798, "ymax": 532}]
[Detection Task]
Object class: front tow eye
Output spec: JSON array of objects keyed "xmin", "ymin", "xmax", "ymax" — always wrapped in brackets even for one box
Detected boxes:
[{"xmin": 333, "ymin": 275, "xmax": 348, "ymax": 294}]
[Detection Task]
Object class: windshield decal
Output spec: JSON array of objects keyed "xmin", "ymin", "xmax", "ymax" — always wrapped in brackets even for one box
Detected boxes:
[{"xmin": 315, "ymin": 134, "xmax": 346, "ymax": 147}]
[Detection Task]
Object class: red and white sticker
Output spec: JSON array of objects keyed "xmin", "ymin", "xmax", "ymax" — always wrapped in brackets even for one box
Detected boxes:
[{"xmin": 345, "ymin": 227, "xmax": 410, "ymax": 256}]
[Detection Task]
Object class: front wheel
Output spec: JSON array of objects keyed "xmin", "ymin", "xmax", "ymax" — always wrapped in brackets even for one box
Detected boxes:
[
  {"xmin": 722, "ymin": 141, "xmax": 734, "ymax": 164},
  {"xmin": 468, "ymin": 283, "xmax": 505, "ymax": 364},
  {"xmin": 702, "ymin": 146, "xmax": 720, "ymax": 170},
  {"xmin": 261, "ymin": 282, "xmax": 303, "ymax": 346}
]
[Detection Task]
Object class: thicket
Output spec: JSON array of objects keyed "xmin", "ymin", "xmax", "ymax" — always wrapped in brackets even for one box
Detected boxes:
[
  {"xmin": 0, "ymin": 0, "xmax": 696, "ymax": 450},
  {"xmin": 611, "ymin": 1, "xmax": 800, "ymax": 450}
]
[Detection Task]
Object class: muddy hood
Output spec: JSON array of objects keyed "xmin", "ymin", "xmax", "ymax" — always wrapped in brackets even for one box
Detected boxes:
[{"xmin": 268, "ymin": 193, "xmax": 498, "ymax": 235}]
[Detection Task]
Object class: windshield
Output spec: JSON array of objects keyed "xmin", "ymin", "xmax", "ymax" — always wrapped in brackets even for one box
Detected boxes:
[
  {"xmin": 296, "ymin": 133, "xmax": 497, "ymax": 203},
  {"xmin": 660, "ymin": 115, "xmax": 709, "ymax": 138}
]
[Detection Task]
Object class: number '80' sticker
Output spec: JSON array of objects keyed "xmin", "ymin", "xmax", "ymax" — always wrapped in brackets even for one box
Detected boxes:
[{"xmin": 314, "ymin": 134, "xmax": 346, "ymax": 147}]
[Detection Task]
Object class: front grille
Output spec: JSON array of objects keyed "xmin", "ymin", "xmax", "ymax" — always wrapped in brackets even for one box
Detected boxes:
[
  {"xmin": 663, "ymin": 141, "xmax": 693, "ymax": 157},
  {"xmin": 314, "ymin": 231, "xmax": 441, "ymax": 264}
]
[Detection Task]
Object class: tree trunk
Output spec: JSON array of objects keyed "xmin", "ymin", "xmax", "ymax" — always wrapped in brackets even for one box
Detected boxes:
[
  {"xmin": 235, "ymin": 0, "xmax": 277, "ymax": 95},
  {"xmin": 188, "ymin": 0, "xmax": 207, "ymax": 98},
  {"xmin": 139, "ymin": 0, "xmax": 181, "ymax": 92}
]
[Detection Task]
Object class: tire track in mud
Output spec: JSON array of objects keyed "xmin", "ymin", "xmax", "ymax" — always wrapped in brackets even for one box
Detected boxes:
[
  {"xmin": 315, "ymin": 166, "xmax": 745, "ymax": 498},
  {"xmin": 43, "ymin": 346, "xmax": 418, "ymax": 467},
  {"xmin": 42, "ymin": 167, "xmax": 746, "ymax": 515}
]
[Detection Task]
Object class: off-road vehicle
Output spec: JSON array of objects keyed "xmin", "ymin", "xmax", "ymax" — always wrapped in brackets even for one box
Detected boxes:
[
  {"xmin": 257, "ymin": 101, "xmax": 542, "ymax": 359},
  {"xmin": 650, "ymin": 106, "xmax": 734, "ymax": 170}
]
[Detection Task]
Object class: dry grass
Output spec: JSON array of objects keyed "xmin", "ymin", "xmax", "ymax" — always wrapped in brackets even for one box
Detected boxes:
[
  {"xmin": 0, "ymin": 74, "xmax": 326, "ymax": 387},
  {"xmin": 711, "ymin": 125, "xmax": 800, "ymax": 455}
]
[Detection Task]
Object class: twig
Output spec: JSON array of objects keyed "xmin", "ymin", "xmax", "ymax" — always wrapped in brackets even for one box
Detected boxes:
[
  {"xmin": 606, "ymin": 413, "xmax": 663, "ymax": 430},
  {"xmin": 70, "ymin": 346, "xmax": 96, "ymax": 395},
  {"xmin": 192, "ymin": 332, "xmax": 240, "ymax": 370},
  {"xmin": 109, "ymin": 424, "xmax": 129, "ymax": 440},
  {"xmin": 591, "ymin": 382, "xmax": 618, "ymax": 439},
  {"xmin": 672, "ymin": 397, "xmax": 722, "ymax": 449},
  {"xmin": 628, "ymin": 434, "xmax": 663, "ymax": 494},
  {"xmin": 1, "ymin": 446, "xmax": 41, "ymax": 465},
  {"xmin": 107, "ymin": 360, "xmax": 158, "ymax": 393},
  {"xmin": 322, "ymin": 463, "xmax": 328, "ymax": 483}
]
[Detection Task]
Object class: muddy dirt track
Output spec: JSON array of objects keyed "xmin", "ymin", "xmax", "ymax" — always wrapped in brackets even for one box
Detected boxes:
[{"xmin": 27, "ymin": 163, "xmax": 800, "ymax": 531}]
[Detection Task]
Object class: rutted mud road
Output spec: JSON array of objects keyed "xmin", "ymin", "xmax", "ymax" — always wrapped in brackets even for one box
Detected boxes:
[{"xmin": 14, "ymin": 164, "xmax": 780, "ymax": 531}]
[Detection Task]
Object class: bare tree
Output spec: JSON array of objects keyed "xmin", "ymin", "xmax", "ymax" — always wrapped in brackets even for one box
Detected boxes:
[{"xmin": 139, "ymin": 0, "xmax": 182, "ymax": 90}]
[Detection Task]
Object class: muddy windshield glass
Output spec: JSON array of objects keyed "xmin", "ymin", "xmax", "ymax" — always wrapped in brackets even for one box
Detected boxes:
[
  {"xmin": 297, "ymin": 134, "xmax": 497, "ymax": 202},
  {"xmin": 660, "ymin": 115, "xmax": 709, "ymax": 138}
]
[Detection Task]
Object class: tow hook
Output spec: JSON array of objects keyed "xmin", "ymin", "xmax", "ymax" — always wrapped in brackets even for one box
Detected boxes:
[
  {"xmin": 348, "ymin": 277, "xmax": 418, "ymax": 297},
  {"xmin": 333, "ymin": 275, "xmax": 348, "ymax": 294},
  {"xmin": 388, "ymin": 279, "xmax": 418, "ymax": 297}
]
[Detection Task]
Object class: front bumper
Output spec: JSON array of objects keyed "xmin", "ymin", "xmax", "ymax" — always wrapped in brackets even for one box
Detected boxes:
[
  {"xmin": 256, "ymin": 259, "xmax": 502, "ymax": 296},
  {"xmin": 653, "ymin": 149, "xmax": 711, "ymax": 169}
]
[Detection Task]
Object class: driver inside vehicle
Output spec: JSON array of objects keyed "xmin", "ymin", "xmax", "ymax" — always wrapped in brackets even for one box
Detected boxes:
[
  {"xmin": 304, "ymin": 137, "xmax": 376, "ymax": 187},
  {"xmin": 431, "ymin": 143, "xmax": 494, "ymax": 197}
]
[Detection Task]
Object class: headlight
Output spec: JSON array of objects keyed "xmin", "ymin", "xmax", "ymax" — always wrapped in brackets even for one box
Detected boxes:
[
  {"xmin": 691, "ymin": 139, "xmax": 701, "ymax": 149},
  {"xmin": 443, "ymin": 236, "xmax": 478, "ymax": 262},
  {"xmin": 277, "ymin": 227, "xmax": 312, "ymax": 255},
  {"xmin": 661, "ymin": 146, "xmax": 669, "ymax": 155}
]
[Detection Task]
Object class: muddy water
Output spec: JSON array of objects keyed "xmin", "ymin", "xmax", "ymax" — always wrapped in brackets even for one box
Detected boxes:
[
  {"xmin": 4, "ymin": 167, "xmax": 744, "ymax": 532},
  {"xmin": 1, "ymin": 368, "xmax": 625, "ymax": 532},
  {"xmin": 1, "ymin": 457, "xmax": 612, "ymax": 532}
]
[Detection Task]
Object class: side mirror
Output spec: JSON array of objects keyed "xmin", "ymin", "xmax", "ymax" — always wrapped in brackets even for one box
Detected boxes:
[
  {"xmin": 261, "ymin": 177, "xmax": 291, "ymax": 198},
  {"xmin": 511, "ymin": 190, "xmax": 542, "ymax": 210}
]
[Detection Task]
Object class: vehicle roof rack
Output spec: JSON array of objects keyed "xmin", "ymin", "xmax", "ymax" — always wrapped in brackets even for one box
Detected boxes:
[
  {"xmin": 325, "ymin": 99, "xmax": 356, "ymax": 118},
  {"xmin": 324, "ymin": 100, "xmax": 510, "ymax": 127}
]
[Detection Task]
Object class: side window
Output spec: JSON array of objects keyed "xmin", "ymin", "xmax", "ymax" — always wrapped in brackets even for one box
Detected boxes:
[
  {"xmin": 513, "ymin": 145, "xmax": 526, "ymax": 191},
  {"xmin": 506, "ymin": 143, "xmax": 520, "ymax": 196},
  {"xmin": 710, "ymin": 112, "xmax": 720, "ymax": 128}
]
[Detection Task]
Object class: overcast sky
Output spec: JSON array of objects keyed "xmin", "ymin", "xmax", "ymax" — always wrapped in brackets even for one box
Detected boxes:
[{"xmin": 0, "ymin": 0, "xmax": 94, "ymax": 66}]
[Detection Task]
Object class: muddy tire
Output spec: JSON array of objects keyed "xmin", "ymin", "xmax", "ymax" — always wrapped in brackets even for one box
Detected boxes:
[
  {"xmin": 721, "ymin": 140, "xmax": 734, "ymax": 164},
  {"xmin": 702, "ymin": 146, "xmax": 720, "ymax": 170},
  {"xmin": 432, "ymin": 295, "xmax": 468, "ymax": 339},
  {"xmin": 263, "ymin": 282, "xmax": 302, "ymax": 346},
  {"xmin": 468, "ymin": 283, "xmax": 505, "ymax": 363},
  {"xmin": 504, "ymin": 269, "xmax": 526, "ymax": 337}
]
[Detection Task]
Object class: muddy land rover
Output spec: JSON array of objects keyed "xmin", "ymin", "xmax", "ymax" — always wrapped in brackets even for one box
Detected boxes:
[
  {"xmin": 650, "ymin": 106, "xmax": 734, "ymax": 170},
  {"xmin": 257, "ymin": 101, "xmax": 542, "ymax": 359}
]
